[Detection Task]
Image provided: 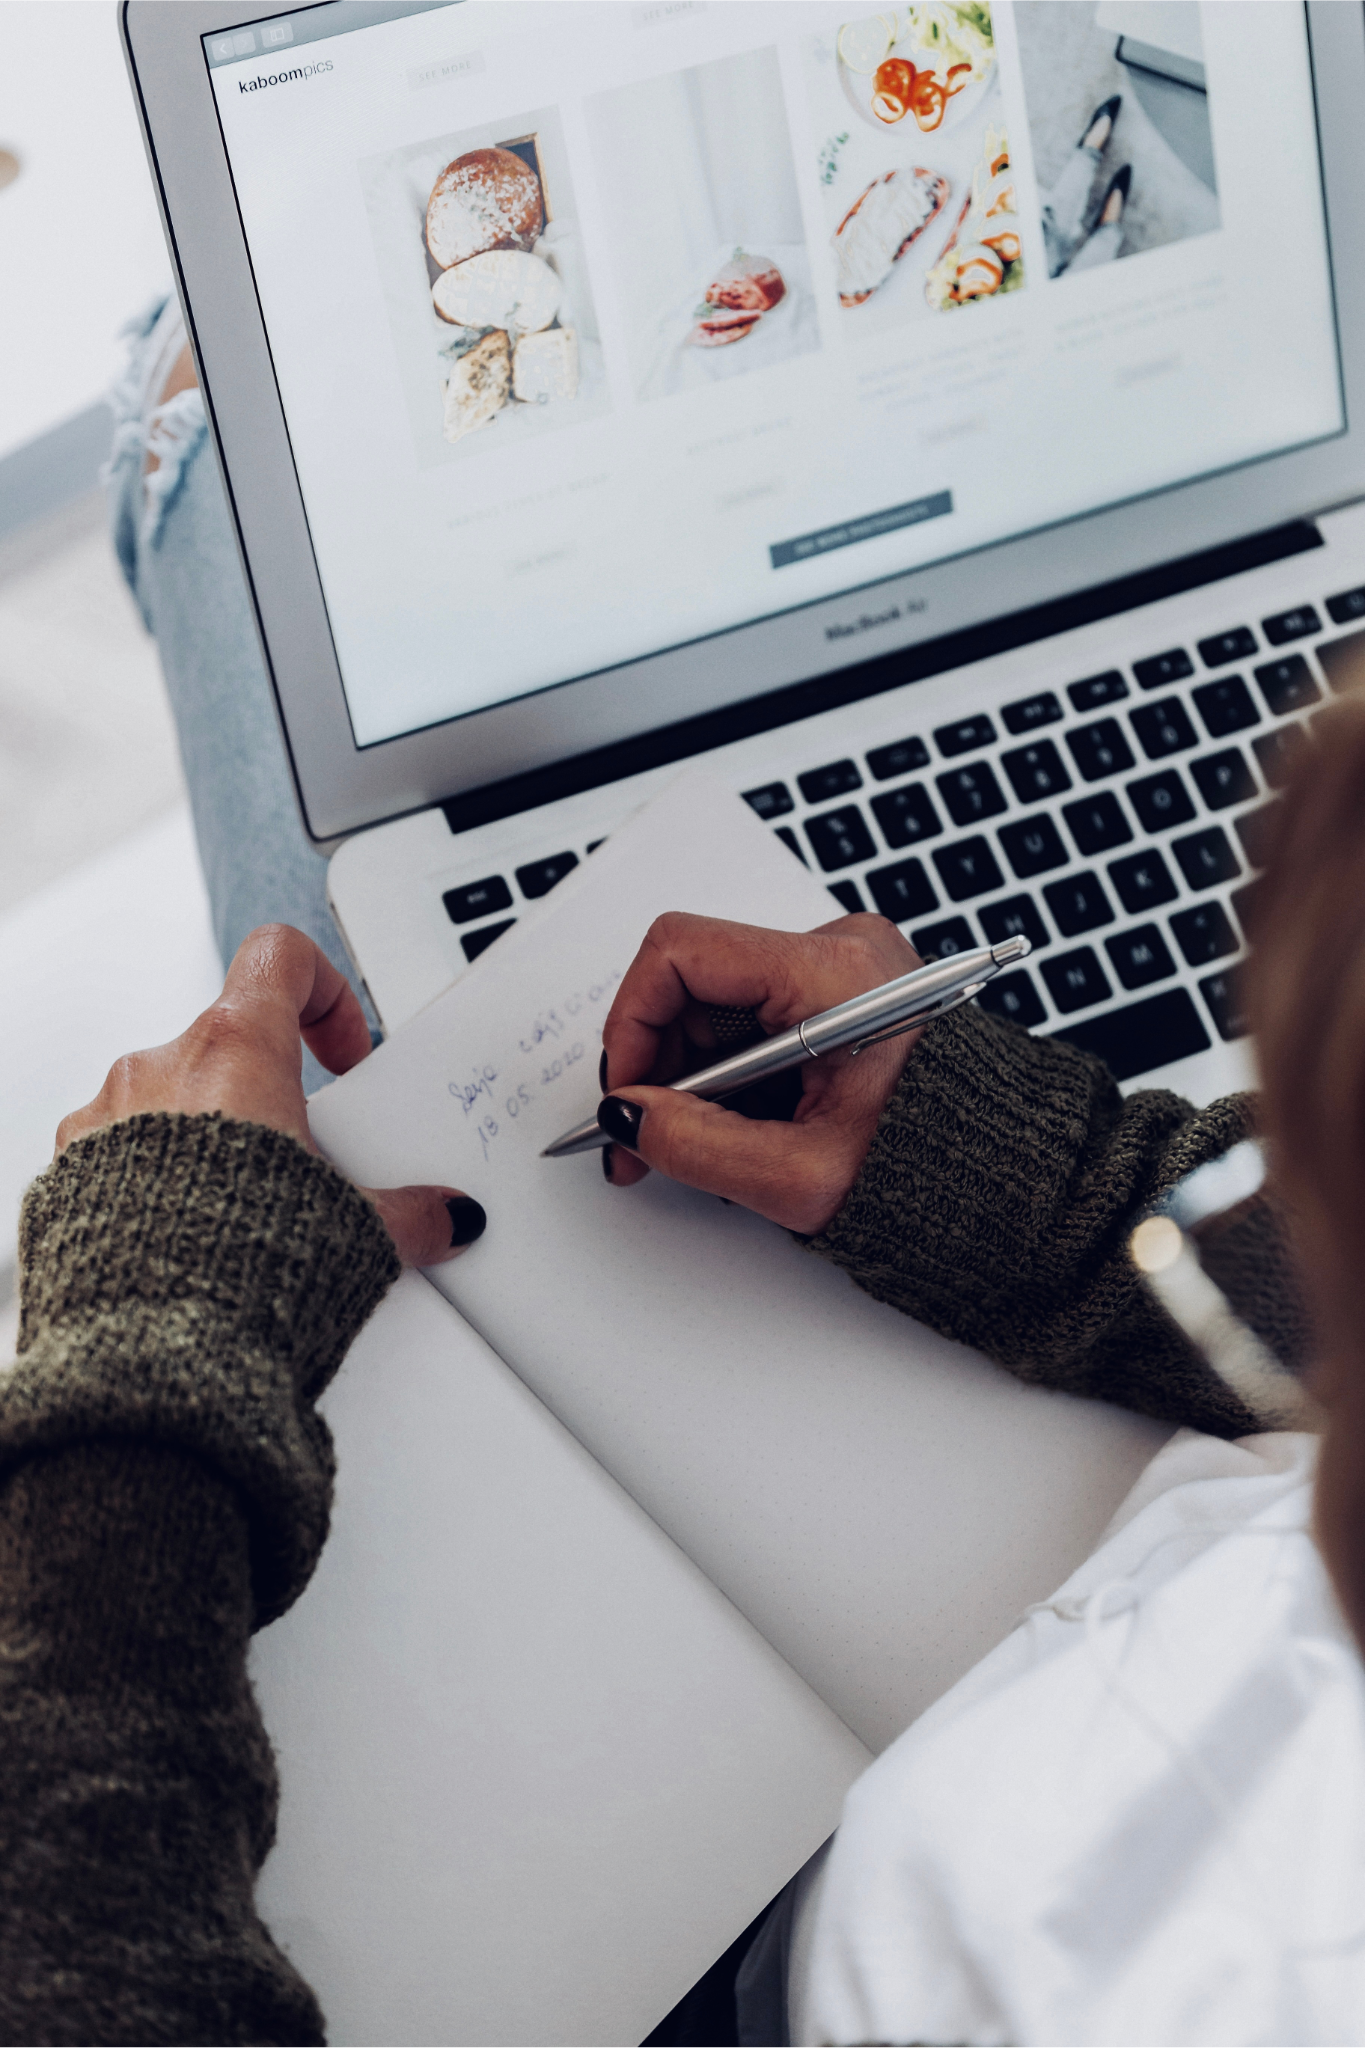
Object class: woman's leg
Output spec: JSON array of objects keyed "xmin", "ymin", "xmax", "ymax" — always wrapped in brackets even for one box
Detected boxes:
[
  {"xmin": 1067, "ymin": 165, "xmax": 1130, "ymax": 273},
  {"xmin": 1040, "ymin": 97, "xmax": 1119, "ymax": 277},
  {"xmin": 105, "ymin": 298, "xmax": 375, "ymax": 1084}
]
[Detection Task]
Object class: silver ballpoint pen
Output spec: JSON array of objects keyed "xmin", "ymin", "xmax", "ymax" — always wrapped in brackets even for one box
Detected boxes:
[{"xmin": 541, "ymin": 935, "xmax": 1031, "ymax": 1158}]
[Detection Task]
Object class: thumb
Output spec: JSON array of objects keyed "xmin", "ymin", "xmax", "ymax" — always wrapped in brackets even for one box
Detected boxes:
[
  {"xmin": 364, "ymin": 1184, "xmax": 487, "ymax": 1268},
  {"xmin": 601, "ymin": 1087, "xmax": 848, "ymax": 1234}
]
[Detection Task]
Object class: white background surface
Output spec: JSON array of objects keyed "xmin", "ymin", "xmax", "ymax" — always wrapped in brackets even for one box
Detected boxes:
[{"xmin": 0, "ymin": 1, "xmax": 168, "ymax": 461}]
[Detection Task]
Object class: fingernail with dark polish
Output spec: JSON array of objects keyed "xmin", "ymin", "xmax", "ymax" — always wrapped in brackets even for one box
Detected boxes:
[
  {"xmin": 599, "ymin": 1048, "xmax": 609, "ymax": 1092},
  {"xmin": 597, "ymin": 1096, "xmax": 643, "ymax": 1149},
  {"xmin": 602, "ymin": 1143, "xmax": 614, "ymax": 1181},
  {"xmin": 445, "ymin": 1195, "xmax": 487, "ymax": 1247}
]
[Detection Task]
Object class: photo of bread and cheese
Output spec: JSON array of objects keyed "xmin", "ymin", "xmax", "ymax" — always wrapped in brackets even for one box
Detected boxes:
[
  {"xmin": 805, "ymin": 3, "xmax": 1025, "ymax": 332},
  {"xmin": 359, "ymin": 111, "xmax": 608, "ymax": 467}
]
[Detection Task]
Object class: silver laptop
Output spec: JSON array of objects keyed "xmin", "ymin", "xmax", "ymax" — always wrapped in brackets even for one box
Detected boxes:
[{"xmin": 124, "ymin": 0, "xmax": 1365, "ymax": 1105}]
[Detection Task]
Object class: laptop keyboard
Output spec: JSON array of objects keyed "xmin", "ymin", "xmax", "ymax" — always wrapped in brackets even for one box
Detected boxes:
[{"xmin": 440, "ymin": 590, "xmax": 1365, "ymax": 1085}]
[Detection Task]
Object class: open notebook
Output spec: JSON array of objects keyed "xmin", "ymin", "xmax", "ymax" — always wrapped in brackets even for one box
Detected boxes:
[{"xmin": 251, "ymin": 777, "xmax": 1167, "ymax": 2046}]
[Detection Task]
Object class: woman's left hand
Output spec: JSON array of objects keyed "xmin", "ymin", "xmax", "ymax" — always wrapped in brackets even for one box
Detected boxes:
[{"xmin": 55, "ymin": 924, "xmax": 482, "ymax": 1265}]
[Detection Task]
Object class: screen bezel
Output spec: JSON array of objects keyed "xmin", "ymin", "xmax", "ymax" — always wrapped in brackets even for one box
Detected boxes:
[{"xmin": 123, "ymin": 0, "xmax": 1365, "ymax": 845}]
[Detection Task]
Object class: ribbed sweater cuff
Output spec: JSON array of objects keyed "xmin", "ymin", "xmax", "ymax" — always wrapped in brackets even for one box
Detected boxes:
[
  {"xmin": 806, "ymin": 1003, "xmax": 1252, "ymax": 1360},
  {"xmin": 9, "ymin": 1113, "xmax": 400, "ymax": 1625}
]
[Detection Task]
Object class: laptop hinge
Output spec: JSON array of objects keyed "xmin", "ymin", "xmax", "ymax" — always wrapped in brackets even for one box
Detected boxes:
[{"xmin": 440, "ymin": 518, "xmax": 1322, "ymax": 837}]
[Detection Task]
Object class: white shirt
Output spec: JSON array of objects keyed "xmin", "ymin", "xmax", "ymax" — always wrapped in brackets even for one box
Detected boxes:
[{"xmin": 798, "ymin": 1430, "xmax": 1365, "ymax": 2046}]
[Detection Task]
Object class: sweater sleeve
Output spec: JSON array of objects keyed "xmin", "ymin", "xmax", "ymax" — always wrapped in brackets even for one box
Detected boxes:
[
  {"xmin": 0, "ymin": 1112, "xmax": 400, "ymax": 2046},
  {"xmin": 806, "ymin": 1003, "xmax": 1305, "ymax": 1439}
]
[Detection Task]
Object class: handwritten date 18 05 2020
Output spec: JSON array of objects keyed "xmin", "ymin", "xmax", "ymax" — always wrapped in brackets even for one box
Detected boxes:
[{"xmin": 447, "ymin": 973, "xmax": 621, "ymax": 1164}]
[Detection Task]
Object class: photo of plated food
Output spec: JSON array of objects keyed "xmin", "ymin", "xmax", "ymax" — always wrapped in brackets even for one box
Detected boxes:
[
  {"xmin": 359, "ymin": 109, "xmax": 608, "ymax": 466},
  {"xmin": 836, "ymin": 1, "xmax": 996, "ymax": 133},
  {"xmin": 804, "ymin": 2, "xmax": 1027, "ymax": 332},
  {"xmin": 924, "ymin": 125, "xmax": 1023, "ymax": 307},
  {"xmin": 585, "ymin": 47, "xmax": 819, "ymax": 402}
]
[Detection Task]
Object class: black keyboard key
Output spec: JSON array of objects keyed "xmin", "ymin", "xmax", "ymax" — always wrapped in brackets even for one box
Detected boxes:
[
  {"xmin": 798, "ymin": 759, "xmax": 862, "ymax": 803},
  {"xmin": 911, "ymin": 915, "xmax": 976, "ymax": 960},
  {"xmin": 1044, "ymin": 871, "xmax": 1115, "ymax": 938},
  {"xmin": 805, "ymin": 806, "xmax": 875, "ymax": 872},
  {"xmin": 1052, "ymin": 988, "xmax": 1211, "ymax": 1080},
  {"xmin": 1326, "ymin": 586, "xmax": 1365, "ymax": 626},
  {"xmin": 1109, "ymin": 848, "xmax": 1178, "ymax": 914},
  {"xmin": 1127, "ymin": 769, "xmax": 1196, "ymax": 834},
  {"xmin": 517, "ymin": 851, "xmax": 579, "ymax": 899},
  {"xmin": 977, "ymin": 969, "xmax": 1046, "ymax": 1028},
  {"xmin": 1172, "ymin": 825, "xmax": 1240, "ymax": 890},
  {"xmin": 1251, "ymin": 726, "xmax": 1306, "ymax": 788},
  {"xmin": 1068, "ymin": 670, "xmax": 1128, "ymax": 711},
  {"xmin": 937, "ymin": 763, "xmax": 1007, "ymax": 827},
  {"xmin": 1317, "ymin": 628, "xmax": 1365, "ymax": 695},
  {"xmin": 1066, "ymin": 718, "xmax": 1134, "ymax": 783},
  {"xmin": 775, "ymin": 825, "xmax": 807, "ymax": 865},
  {"xmin": 1001, "ymin": 691, "xmax": 1063, "ymax": 735},
  {"xmin": 871, "ymin": 783, "xmax": 942, "ymax": 848},
  {"xmin": 1190, "ymin": 748, "xmax": 1256, "ymax": 811},
  {"xmin": 999, "ymin": 815, "xmax": 1069, "ymax": 878},
  {"xmin": 744, "ymin": 781, "xmax": 793, "ymax": 820},
  {"xmin": 1001, "ymin": 740, "xmax": 1072, "ymax": 804},
  {"xmin": 866, "ymin": 857, "xmax": 938, "ymax": 923},
  {"xmin": 1106, "ymin": 924, "xmax": 1176, "ymax": 991},
  {"xmin": 461, "ymin": 918, "xmax": 515, "ymax": 963},
  {"xmin": 979, "ymin": 893, "xmax": 1049, "ymax": 950},
  {"xmin": 443, "ymin": 874, "xmax": 513, "ymax": 925},
  {"xmin": 935, "ymin": 714, "xmax": 996, "ymax": 757},
  {"xmin": 1063, "ymin": 791, "xmax": 1132, "ymax": 857},
  {"xmin": 1262, "ymin": 604, "xmax": 1320, "ymax": 646},
  {"xmin": 933, "ymin": 837, "xmax": 1005, "ymax": 901},
  {"xmin": 1254, "ymin": 654, "xmax": 1320, "ymax": 717},
  {"xmin": 828, "ymin": 880, "xmax": 865, "ymax": 914},
  {"xmin": 1192, "ymin": 676, "xmax": 1259, "ymax": 739},
  {"xmin": 1235, "ymin": 802, "xmax": 1280, "ymax": 869},
  {"xmin": 1198, "ymin": 626, "xmax": 1258, "ymax": 667},
  {"xmin": 1170, "ymin": 901, "xmax": 1239, "ymax": 967},
  {"xmin": 1133, "ymin": 648, "xmax": 1194, "ymax": 691},
  {"xmin": 1042, "ymin": 946, "xmax": 1111, "ymax": 1014},
  {"xmin": 1131, "ymin": 698, "xmax": 1197, "ymax": 760},
  {"xmin": 866, "ymin": 736, "xmax": 930, "ymax": 780},
  {"xmin": 1200, "ymin": 968, "xmax": 1249, "ymax": 1042}
]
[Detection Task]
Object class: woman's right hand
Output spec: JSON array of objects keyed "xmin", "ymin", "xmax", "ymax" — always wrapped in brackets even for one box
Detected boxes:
[{"xmin": 597, "ymin": 911, "xmax": 923, "ymax": 1234}]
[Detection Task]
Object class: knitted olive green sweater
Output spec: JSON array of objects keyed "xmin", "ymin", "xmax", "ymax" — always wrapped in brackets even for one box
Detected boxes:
[{"xmin": 0, "ymin": 1009, "xmax": 1304, "ymax": 2042}]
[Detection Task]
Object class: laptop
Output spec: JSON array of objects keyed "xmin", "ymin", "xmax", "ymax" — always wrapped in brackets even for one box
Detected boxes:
[{"xmin": 123, "ymin": 0, "xmax": 1365, "ymax": 1106}]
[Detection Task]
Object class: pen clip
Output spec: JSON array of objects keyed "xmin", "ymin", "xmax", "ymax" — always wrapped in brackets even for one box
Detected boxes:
[{"xmin": 848, "ymin": 982, "xmax": 984, "ymax": 1055}]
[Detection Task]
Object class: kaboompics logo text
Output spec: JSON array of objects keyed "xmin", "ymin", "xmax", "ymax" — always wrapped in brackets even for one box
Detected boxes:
[{"xmin": 238, "ymin": 59, "xmax": 333, "ymax": 92}]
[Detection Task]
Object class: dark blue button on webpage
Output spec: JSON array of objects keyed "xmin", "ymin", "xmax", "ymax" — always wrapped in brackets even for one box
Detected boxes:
[{"xmin": 770, "ymin": 491, "xmax": 952, "ymax": 568}]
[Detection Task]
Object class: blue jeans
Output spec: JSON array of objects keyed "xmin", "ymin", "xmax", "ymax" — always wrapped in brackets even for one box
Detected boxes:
[{"xmin": 106, "ymin": 298, "xmax": 375, "ymax": 1087}]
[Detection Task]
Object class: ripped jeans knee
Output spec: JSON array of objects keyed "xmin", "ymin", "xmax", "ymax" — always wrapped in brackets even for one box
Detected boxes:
[{"xmin": 104, "ymin": 295, "xmax": 208, "ymax": 625}]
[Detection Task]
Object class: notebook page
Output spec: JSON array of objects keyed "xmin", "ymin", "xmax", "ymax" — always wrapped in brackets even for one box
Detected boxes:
[
  {"xmin": 311, "ymin": 775, "xmax": 1167, "ymax": 1751},
  {"xmin": 251, "ymin": 1272, "xmax": 868, "ymax": 2047}
]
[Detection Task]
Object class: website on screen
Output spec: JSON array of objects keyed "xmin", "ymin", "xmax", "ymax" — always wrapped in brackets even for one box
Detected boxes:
[{"xmin": 208, "ymin": 1, "xmax": 1341, "ymax": 748}]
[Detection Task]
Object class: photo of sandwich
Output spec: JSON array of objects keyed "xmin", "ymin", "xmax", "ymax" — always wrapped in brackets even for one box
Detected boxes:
[
  {"xmin": 359, "ymin": 108, "xmax": 609, "ymax": 467},
  {"xmin": 832, "ymin": 166, "xmax": 949, "ymax": 305},
  {"xmin": 585, "ymin": 47, "xmax": 819, "ymax": 402},
  {"xmin": 803, "ymin": 2, "xmax": 1028, "ymax": 332},
  {"xmin": 924, "ymin": 126, "xmax": 1023, "ymax": 308},
  {"xmin": 688, "ymin": 250, "xmax": 788, "ymax": 348}
]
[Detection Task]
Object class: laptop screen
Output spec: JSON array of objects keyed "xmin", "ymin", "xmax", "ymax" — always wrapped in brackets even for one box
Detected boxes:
[{"xmin": 205, "ymin": 1, "xmax": 1341, "ymax": 752}]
